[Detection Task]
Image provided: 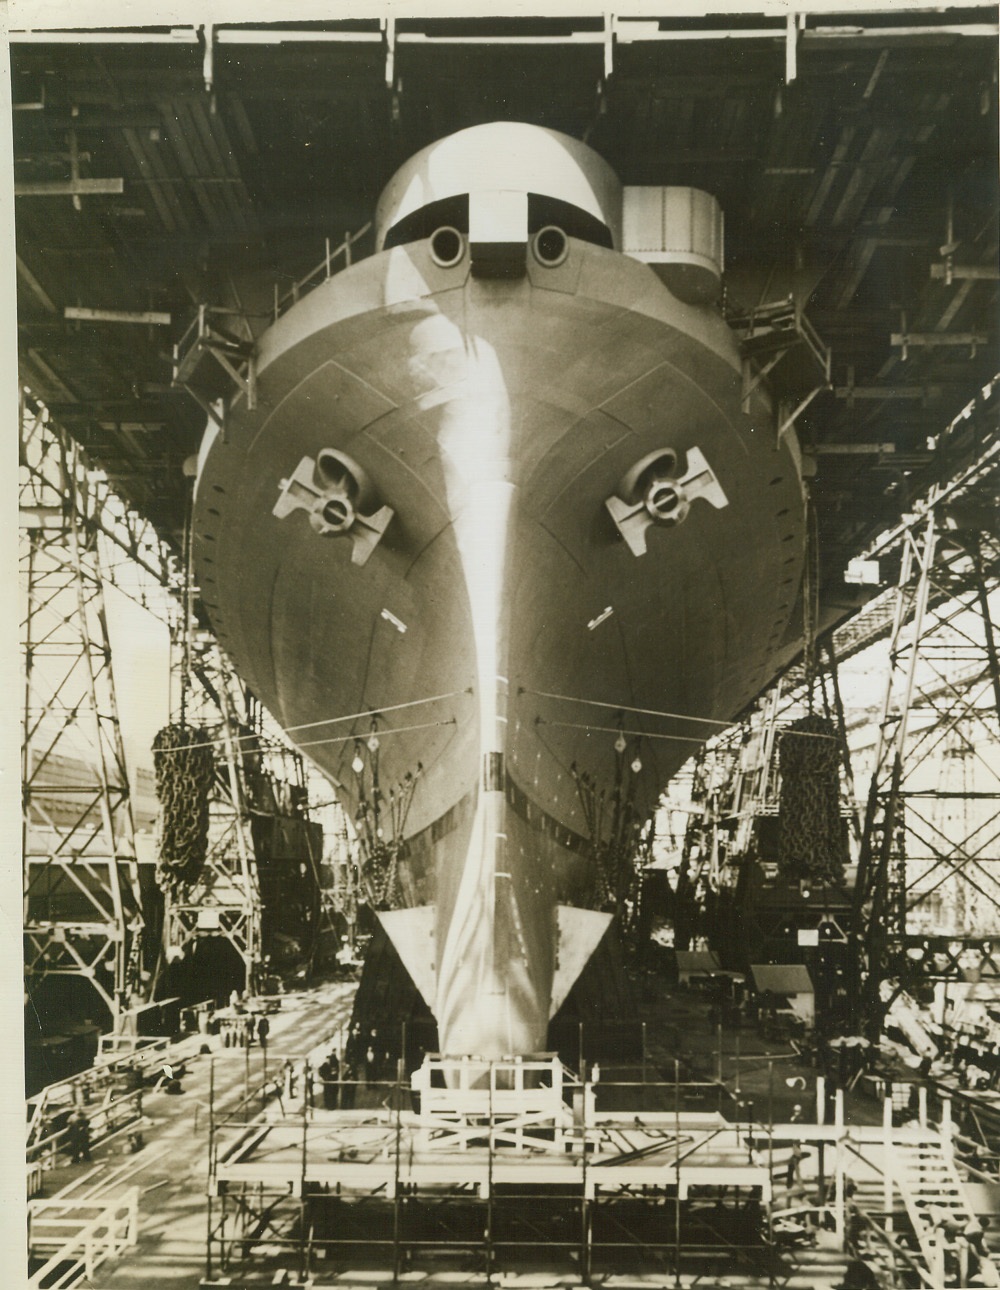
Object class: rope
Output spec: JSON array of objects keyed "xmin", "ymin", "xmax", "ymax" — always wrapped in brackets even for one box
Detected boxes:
[
  {"xmin": 522, "ymin": 688, "xmax": 732, "ymax": 728},
  {"xmin": 295, "ymin": 718, "xmax": 456, "ymax": 753},
  {"xmin": 537, "ymin": 719, "xmax": 705, "ymax": 744},
  {"xmin": 154, "ymin": 713, "xmax": 460, "ymax": 755}
]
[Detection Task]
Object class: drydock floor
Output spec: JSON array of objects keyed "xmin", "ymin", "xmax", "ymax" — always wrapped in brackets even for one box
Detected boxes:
[
  {"xmin": 31, "ymin": 979, "xmax": 358, "ymax": 1290},
  {"xmin": 29, "ymin": 976, "xmax": 893, "ymax": 1289}
]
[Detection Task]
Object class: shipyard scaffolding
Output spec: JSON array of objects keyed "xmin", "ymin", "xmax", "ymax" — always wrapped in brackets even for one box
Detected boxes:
[
  {"xmin": 850, "ymin": 378, "xmax": 1000, "ymax": 1046},
  {"xmin": 669, "ymin": 645, "xmax": 858, "ymax": 1016},
  {"xmin": 20, "ymin": 397, "xmax": 153, "ymax": 1089},
  {"xmin": 668, "ymin": 377, "xmax": 1000, "ymax": 1053},
  {"xmin": 204, "ymin": 1051, "xmax": 780, "ymax": 1286},
  {"xmin": 201, "ymin": 1044, "xmax": 1000, "ymax": 1289},
  {"xmin": 154, "ymin": 550, "xmax": 345, "ymax": 1004},
  {"xmin": 20, "ymin": 390, "xmax": 349, "ymax": 1079}
]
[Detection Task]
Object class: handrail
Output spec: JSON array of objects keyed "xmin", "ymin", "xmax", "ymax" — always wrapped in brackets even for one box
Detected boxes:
[
  {"xmin": 273, "ymin": 223, "xmax": 372, "ymax": 322},
  {"xmin": 841, "ymin": 1131, "xmax": 996, "ymax": 1289},
  {"xmin": 848, "ymin": 1203, "xmax": 936, "ymax": 1289},
  {"xmin": 27, "ymin": 1087, "xmax": 144, "ymax": 1164},
  {"xmin": 28, "ymin": 1187, "xmax": 138, "ymax": 1289},
  {"xmin": 27, "ymin": 1035, "xmax": 169, "ymax": 1138}
]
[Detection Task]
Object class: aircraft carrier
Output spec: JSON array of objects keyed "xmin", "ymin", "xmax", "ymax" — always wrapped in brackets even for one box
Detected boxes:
[
  {"xmin": 191, "ymin": 121, "xmax": 809, "ymax": 1061},
  {"xmin": 15, "ymin": 7, "xmax": 1000, "ymax": 1287}
]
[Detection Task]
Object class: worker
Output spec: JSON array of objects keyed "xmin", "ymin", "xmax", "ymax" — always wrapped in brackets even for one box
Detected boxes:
[
  {"xmin": 318, "ymin": 1052, "xmax": 340, "ymax": 1109},
  {"xmin": 66, "ymin": 1109, "xmax": 91, "ymax": 1164},
  {"xmin": 965, "ymin": 1216, "xmax": 988, "ymax": 1259},
  {"xmin": 340, "ymin": 1058, "xmax": 355, "ymax": 1109},
  {"xmin": 786, "ymin": 1141, "xmax": 806, "ymax": 1190},
  {"xmin": 256, "ymin": 1014, "xmax": 270, "ymax": 1051}
]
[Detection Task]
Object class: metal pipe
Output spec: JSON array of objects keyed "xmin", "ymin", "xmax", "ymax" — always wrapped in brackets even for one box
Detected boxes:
[
  {"xmin": 834, "ymin": 1088, "xmax": 845, "ymax": 1241},
  {"xmin": 767, "ymin": 1060, "xmax": 774, "ymax": 1250},
  {"xmin": 205, "ymin": 1055, "xmax": 215, "ymax": 1282},
  {"xmin": 580, "ymin": 1064, "xmax": 590, "ymax": 1285},
  {"xmin": 392, "ymin": 1053, "xmax": 403, "ymax": 1286},
  {"xmin": 299, "ymin": 1059, "xmax": 310, "ymax": 1284},
  {"xmin": 487, "ymin": 1060, "xmax": 494, "ymax": 1282},
  {"xmin": 674, "ymin": 1058, "xmax": 681, "ymax": 1289}
]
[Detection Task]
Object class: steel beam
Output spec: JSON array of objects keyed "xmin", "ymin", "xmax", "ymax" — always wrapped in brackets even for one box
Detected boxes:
[
  {"xmin": 15, "ymin": 178, "xmax": 125, "ymax": 197},
  {"xmin": 64, "ymin": 306, "xmax": 172, "ymax": 326}
]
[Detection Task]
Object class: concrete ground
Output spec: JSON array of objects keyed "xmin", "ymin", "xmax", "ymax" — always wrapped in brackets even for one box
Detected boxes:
[
  {"xmin": 31, "ymin": 977, "xmax": 358, "ymax": 1290},
  {"xmin": 29, "ymin": 968, "xmax": 885, "ymax": 1289},
  {"xmin": 630, "ymin": 973, "xmax": 883, "ymax": 1129}
]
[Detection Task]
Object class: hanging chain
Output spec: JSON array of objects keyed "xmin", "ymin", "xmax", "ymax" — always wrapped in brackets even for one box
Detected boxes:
[
  {"xmin": 777, "ymin": 715, "xmax": 845, "ymax": 887},
  {"xmin": 152, "ymin": 723, "xmax": 215, "ymax": 893}
]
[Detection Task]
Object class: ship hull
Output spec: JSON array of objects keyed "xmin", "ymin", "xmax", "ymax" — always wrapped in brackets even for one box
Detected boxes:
[{"xmin": 194, "ymin": 234, "xmax": 805, "ymax": 1056}]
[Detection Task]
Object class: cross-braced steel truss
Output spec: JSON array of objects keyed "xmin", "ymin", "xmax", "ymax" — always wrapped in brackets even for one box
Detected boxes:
[
  {"xmin": 159, "ymin": 632, "xmax": 264, "ymax": 993},
  {"xmin": 672, "ymin": 643, "xmax": 857, "ymax": 958},
  {"xmin": 852, "ymin": 422, "xmax": 1000, "ymax": 1037},
  {"xmin": 160, "ymin": 623, "xmax": 342, "ymax": 994},
  {"xmin": 20, "ymin": 399, "xmax": 146, "ymax": 1022}
]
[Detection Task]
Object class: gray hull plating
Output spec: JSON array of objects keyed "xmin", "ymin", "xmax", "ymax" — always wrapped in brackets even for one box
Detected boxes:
[{"xmin": 193, "ymin": 234, "xmax": 805, "ymax": 1056}]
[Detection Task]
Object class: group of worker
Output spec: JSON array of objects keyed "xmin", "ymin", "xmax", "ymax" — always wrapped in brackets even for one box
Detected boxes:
[
  {"xmin": 317, "ymin": 1051, "xmax": 351, "ymax": 1108},
  {"xmin": 221, "ymin": 990, "xmax": 272, "ymax": 1049}
]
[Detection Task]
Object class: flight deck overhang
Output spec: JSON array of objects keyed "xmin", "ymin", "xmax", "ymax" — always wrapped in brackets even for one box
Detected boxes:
[{"xmin": 375, "ymin": 122, "xmax": 623, "ymax": 254}]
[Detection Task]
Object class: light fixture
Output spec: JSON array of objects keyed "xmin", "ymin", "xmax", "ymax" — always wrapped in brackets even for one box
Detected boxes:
[
  {"xmin": 351, "ymin": 748, "xmax": 364, "ymax": 775},
  {"xmin": 367, "ymin": 734, "xmax": 380, "ymax": 753},
  {"xmin": 614, "ymin": 732, "xmax": 627, "ymax": 754},
  {"xmin": 631, "ymin": 756, "xmax": 643, "ymax": 774}
]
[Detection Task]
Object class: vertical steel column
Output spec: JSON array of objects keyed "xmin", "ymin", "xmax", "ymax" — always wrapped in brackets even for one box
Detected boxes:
[
  {"xmin": 973, "ymin": 538, "xmax": 1000, "ymax": 723},
  {"xmin": 674, "ymin": 1059, "xmax": 682, "ymax": 1289},
  {"xmin": 486, "ymin": 1062, "xmax": 494, "ymax": 1281},
  {"xmin": 217, "ymin": 672, "xmax": 262, "ymax": 985},
  {"xmin": 823, "ymin": 638, "xmax": 862, "ymax": 847},
  {"xmin": 299, "ymin": 1059, "xmax": 310, "ymax": 1284},
  {"xmin": 852, "ymin": 487, "xmax": 1000, "ymax": 1028},
  {"xmin": 580, "ymin": 1065, "xmax": 590, "ymax": 1285},
  {"xmin": 767, "ymin": 1060, "xmax": 774, "ymax": 1249},
  {"xmin": 206, "ymin": 1056, "xmax": 215, "ymax": 1281},
  {"xmin": 393, "ymin": 1054, "xmax": 403, "ymax": 1286}
]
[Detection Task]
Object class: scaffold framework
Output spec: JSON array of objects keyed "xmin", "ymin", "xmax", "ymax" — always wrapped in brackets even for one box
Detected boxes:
[
  {"xmin": 851, "ymin": 399, "xmax": 1000, "ymax": 1040},
  {"xmin": 20, "ymin": 388, "xmax": 350, "ymax": 1036},
  {"xmin": 20, "ymin": 397, "xmax": 148, "ymax": 1026},
  {"xmin": 200, "ymin": 1050, "xmax": 997, "ymax": 1289},
  {"xmin": 157, "ymin": 633, "xmax": 265, "ymax": 996}
]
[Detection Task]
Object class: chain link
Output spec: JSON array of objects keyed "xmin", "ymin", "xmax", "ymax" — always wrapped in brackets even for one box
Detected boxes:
[
  {"xmin": 777, "ymin": 714, "xmax": 845, "ymax": 886},
  {"xmin": 152, "ymin": 723, "xmax": 215, "ymax": 893}
]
